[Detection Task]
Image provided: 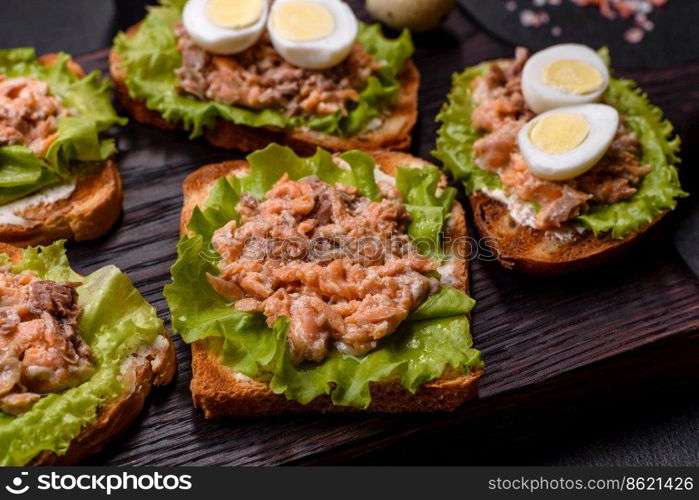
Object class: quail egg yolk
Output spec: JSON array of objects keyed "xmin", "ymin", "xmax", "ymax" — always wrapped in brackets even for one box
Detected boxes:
[
  {"xmin": 206, "ymin": 0, "xmax": 265, "ymax": 29},
  {"xmin": 542, "ymin": 59, "xmax": 604, "ymax": 95},
  {"xmin": 271, "ymin": 0, "xmax": 335, "ymax": 42},
  {"xmin": 529, "ymin": 113, "xmax": 590, "ymax": 155}
]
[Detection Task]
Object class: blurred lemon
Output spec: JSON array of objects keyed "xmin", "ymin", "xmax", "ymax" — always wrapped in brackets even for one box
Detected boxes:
[{"xmin": 365, "ymin": 0, "xmax": 456, "ymax": 32}]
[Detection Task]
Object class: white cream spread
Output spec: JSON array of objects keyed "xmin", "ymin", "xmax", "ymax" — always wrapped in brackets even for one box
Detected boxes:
[
  {"xmin": 149, "ymin": 335, "xmax": 171, "ymax": 373},
  {"xmin": 329, "ymin": 159, "xmax": 397, "ymax": 187},
  {"xmin": 333, "ymin": 157, "xmax": 351, "ymax": 171},
  {"xmin": 0, "ymin": 179, "xmax": 77, "ymax": 227},
  {"xmin": 365, "ymin": 117, "xmax": 384, "ymax": 132},
  {"xmin": 373, "ymin": 166, "xmax": 396, "ymax": 186},
  {"xmin": 233, "ymin": 372, "xmax": 253, "ymax": 382},
  {"xmin": 437, "ymin": 256, "xmax": 459, "ymax": 287},
  {"xmin": 545, "ymin": 227, "xmax": 585, "ymax": 243},
  {"xmin": 480, "ymin": 187, "xmax": 587, "ymax": 241},
  {"xmin": 481, "ymin": 187, "xmax": 538, "ymax": 228}
]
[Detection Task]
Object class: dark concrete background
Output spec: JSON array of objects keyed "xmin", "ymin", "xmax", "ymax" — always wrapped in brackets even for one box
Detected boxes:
[{"xmin": 0, "ymin": 0, "xmax": 696, "ymax": 466}]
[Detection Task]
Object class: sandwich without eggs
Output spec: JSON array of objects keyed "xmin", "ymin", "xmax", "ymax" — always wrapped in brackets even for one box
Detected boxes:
[
  {"xmin": 165, "ymin": 144, "xmax": 483, "ymax": 417},
  {"xmin": 0, "ymin": 49, "xmax": 124, "ymax": 247},
  {"xmin": 0, "ymin": 242, "xmax": 175, "ymax": 466}
]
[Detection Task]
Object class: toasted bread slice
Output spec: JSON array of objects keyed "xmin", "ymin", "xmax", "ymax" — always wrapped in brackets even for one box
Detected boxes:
[
  {"xmin": 0, "ymin": 159, "xmax": 123, "ymax": 247},
  {"xmin": 0, "ymin": 54, "xmax": 123, "ymax": 247},
  {"xmin": 470, "ymin": 192, "xmax": 665, "ymax": 275},
  {"xmin": 0, "ymin": 242, "xmax": 176, "ymax": 465},
  {"xmin": 110, "ymin": 24, "xmax": 419, "ymax": 155},
  {"xmin": 179, "ymin": 152, "xmax": 481, "ymax": 418}
]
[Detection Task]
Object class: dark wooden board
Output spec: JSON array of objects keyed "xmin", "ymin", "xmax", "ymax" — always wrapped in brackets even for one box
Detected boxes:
[{"xmin": 53, "ymin": 3, "xmax": 699, "ymax": 465}]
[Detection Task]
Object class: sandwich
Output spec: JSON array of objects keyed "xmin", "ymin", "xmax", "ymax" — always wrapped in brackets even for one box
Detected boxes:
[
  {"xmin": 110, "ymin": 0, "xmax": 418, "ymax": 154},
  {"xmin": 0, "ymin": 49, "xmax": 125, "ymax": 247},
  {"xmin": 434, "ymin": 44, "xmax": 686, "ymax": 275},
  {"xmin": 0, "ymin": 241, "xmax": 175, "ymax": 466},
  {"xmin": 164, "ymin": 143, "xmax": 482, "ymax": 417}
]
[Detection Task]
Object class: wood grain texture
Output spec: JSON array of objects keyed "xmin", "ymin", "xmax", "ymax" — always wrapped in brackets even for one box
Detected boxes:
[{"xmin": 61, "ymin": 2, "xmax": 699, "ymax": 465}]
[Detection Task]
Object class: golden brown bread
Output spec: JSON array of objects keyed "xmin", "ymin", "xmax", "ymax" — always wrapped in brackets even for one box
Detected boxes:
[
  {"xmin": 0, "ymin": 159, "xmax": 123, "ymax": 247},
  {"xmin": 179, "ymin": 152, "xmax": 481, "ymax": 418},
  {"xmin": 109, "ymin": 23, "xmax": 419, "ymax": 155},
  {"xmin": 470, "ymin": 192, "xmax": 665, "ymax": 275},
  {"xmin": 0, "ymin": 54, "xmax": 123, "ymax": 247},
  {"xmin": 0, "ymin": 242, "xmax": 176, "ymax": 465},
  {"xmin": 0, "ymin": 242, "xmax": 22, "ymax": 262}
]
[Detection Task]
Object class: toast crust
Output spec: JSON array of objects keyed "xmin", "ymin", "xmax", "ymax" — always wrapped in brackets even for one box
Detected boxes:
[
  {"xmin": 0, "ymin": 242, "xmax": 176, "ymax": 466},
  {"xmin": 0, "ymin": 159, "xmax": 123, "ymax": 247},
  {"xmin": 470, "ymin": 192, "xmax": 665, "ymax": 275},
  {"xmin": 0, "ymin": 54, "xmax": 122, "ymax": 247},
  {"xmin": 110, "ymin": 23, "xmax": 419, "ymax": 154},
  {"xmin": 179, "ymin": 153, "xmax": 481, "ymax": 418}
]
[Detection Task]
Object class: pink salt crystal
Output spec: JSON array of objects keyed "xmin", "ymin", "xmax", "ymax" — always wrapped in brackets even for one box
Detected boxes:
[{"xmin": 624, "ymin": 26, "xmax": 645, "ymax": 43}]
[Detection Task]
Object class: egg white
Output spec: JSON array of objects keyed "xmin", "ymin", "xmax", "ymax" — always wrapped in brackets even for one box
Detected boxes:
[
  {"xmin": 183, "ymin": 0, "xmax": 268, "ymax": 55},
  {"xmin": 522, "ymin": 44, "xmax": 610, "ymax": 114},
  {"xmin": 267, "ymin": 0, "xmax": 358, "ymax": 70},
  {"xmin": 517, "ymin": 104, "xmax": 620, "ymax": 181}
]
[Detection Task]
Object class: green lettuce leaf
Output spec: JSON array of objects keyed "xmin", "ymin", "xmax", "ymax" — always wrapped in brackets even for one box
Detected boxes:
[
  {"xmin": 396, "ymin": 164, "xmax": 457, "ymax": 257},
  {"xmin": 113, "ymin": 0, "xmax": 413, "ymax": 138},
  {"xmin": 433, "ymin": 52, "xmax": 686, "ymax": 239},
  {"xmin": 0, "ymin": 146, "xmax": 62, "ymax": 204},
  {"xmin": 0, "ymin": 146, "xmax": 45, "ymax": 187},
  {"xmin": 432, "ymin": 62, "xmax": 502, "ymax": 194},
  {"xmin": 0, "ymin": 48, "xmax": 124, "ymax": 205},
  {"xmin": 577, "ymin": 76, "xmax": 687, "ymax": 237},
  {"xmin": 165, "ymin": 145, "xmax": 482, "ymax": 408},
  {"xmin": 409, "ymin": 286, "xmax": 475, "ymax": 322},
  {"xmin": 0, "ymin": 242, "xmax": 164, "ymax": 466}
]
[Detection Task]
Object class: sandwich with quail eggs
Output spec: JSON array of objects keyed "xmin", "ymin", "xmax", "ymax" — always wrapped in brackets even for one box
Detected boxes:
[
  {"xmin": 110, "ymin": 0, "xmax": 418, "ymax": 154},
  {"xmin": 434, "ymin": 44, "xmax": 686, "ymax": 275}
]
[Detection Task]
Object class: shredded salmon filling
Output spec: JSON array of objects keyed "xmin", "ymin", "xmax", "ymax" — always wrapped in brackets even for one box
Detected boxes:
[
  {"xmin": 0, "ymin": 75, "xmax": 72, "ymax": 157},
  {"xmin": 0, "ymin": 268, "xmax": 93, "ymax": 415},
  {"xmin": 175, "ymin": 23, "xmax": 380, "ymax": 118},
  {"xmin": 471, "ymin": 48, "xmax": 651, "ymax": 230},
  {"xmin": 211, "ymin": 174, "xmax": 441, "ymax": 363}
]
